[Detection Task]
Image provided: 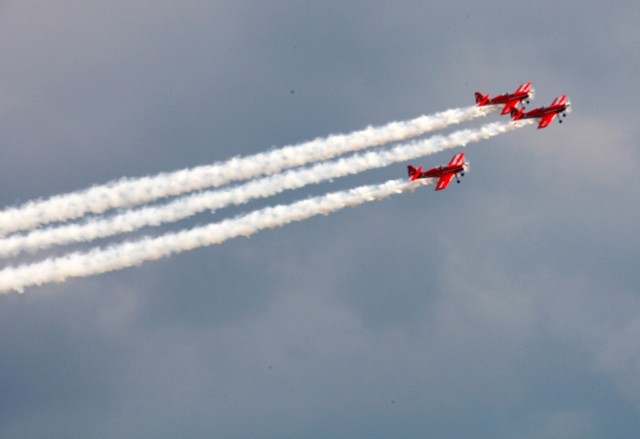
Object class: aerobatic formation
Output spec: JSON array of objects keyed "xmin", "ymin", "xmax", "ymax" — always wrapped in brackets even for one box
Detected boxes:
[
  {"xmin": 0, "ymin": 83, "xmax": 569, "ymax": 293},
  {"xmin": 408, "ymin": 82, "xmax": 571, "ymax": 190}
]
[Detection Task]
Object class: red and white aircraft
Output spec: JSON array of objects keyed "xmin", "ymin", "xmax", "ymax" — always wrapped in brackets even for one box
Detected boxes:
[
  {"xmin": 510, "ymin": 95, "xmax": 571, "ymax": 129},
  {"xmin": 475, "ymin": 82, "xmax": 534, "ymax": 115},
  {"xmin": 407, "ymin": 152, "xmax": 468, "ymax": 191}
]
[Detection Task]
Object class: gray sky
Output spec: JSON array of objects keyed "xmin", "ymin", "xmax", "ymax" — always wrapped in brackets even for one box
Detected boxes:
[{"xmin": 1, "ymin": 1, "xmax": 639, "ymax": 438}]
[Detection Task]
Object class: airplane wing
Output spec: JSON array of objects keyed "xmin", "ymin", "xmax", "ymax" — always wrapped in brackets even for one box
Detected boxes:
[
  {"xmin": 500, "ymin": 99, "xmax": 520, "ymax": 115},
  {"xmin": 448, "ymin": 152, "xmax": 465, "ymax": 167},
  {"xmin": 551, "ymin": 95, "xmax": 566, "ymax": 106},
  {"xmin": 516, "ymin": 82, "xmax": 531, "ymax": 94},
  {"xmin": 435, "ymin": 173, "xmax": 456, "ymax": 191},
  {"xmin": 537, "ymin": 113, "xmax": 556, "ymax": 129}
]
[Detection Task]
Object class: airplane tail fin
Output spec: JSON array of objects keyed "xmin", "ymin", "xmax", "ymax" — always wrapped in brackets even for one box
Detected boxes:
[
  {"xmin": 407, "ymin": 165, "xmax": 421, "ymax": 181},
  {"xmin": 510, "ymin": 106, "xmax": 524, "ymax": 120},
  {"xmin": 475, "ymin": 92, "xmax": 489, "ymax": 106}
]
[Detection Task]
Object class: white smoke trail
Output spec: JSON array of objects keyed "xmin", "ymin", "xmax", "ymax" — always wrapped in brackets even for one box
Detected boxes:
[
  {"xmin": 0, "ymin": 178, "xmax": 431, "ymax": 294},
  {"xmin": 0, "ymin": 120, "xmax": 530, "ymax": 257},
  {"xmin": 0, "ymin": 105, "xmax": 493, "ymax": 236},
  {"xmin": 0, "ymin": 120, "xmax": 532, "ymax": 257}
]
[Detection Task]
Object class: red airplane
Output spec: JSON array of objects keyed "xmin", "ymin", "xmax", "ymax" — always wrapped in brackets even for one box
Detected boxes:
[
  {"xmin": 475, "ymin": 82, "xmax": 534, "ymax": 115},
  {"xmin": 407, "ymin": 152, "xmax": 468, "ymax": 191},
  {"xmin": 510, "ymin": 95, "xmax": 571, "ymax": 129}
]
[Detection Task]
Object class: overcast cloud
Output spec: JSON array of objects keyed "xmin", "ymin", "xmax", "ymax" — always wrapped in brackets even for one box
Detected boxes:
[{"xmin": 1, "ymin": 1, "xmax": 640, "ymax": 438}]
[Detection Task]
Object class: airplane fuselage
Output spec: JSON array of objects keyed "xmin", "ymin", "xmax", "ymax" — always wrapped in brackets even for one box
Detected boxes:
[
  {"xmin": 517, "ymin": 103, "xmax": 569, "ymax": 119},
  {"xmin": 420, "ymin": 163, "xmax": 466, "ymax": 179},
  {"xmin": 489, "ymin": 90, "xmax": 531, "ymax": 105}
]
